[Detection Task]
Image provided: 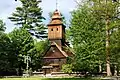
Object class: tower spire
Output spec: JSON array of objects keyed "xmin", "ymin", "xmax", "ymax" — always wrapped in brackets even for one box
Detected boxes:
[{"xmin": 56, "ymin": 0, "xmax": 58, "ymax": 10}]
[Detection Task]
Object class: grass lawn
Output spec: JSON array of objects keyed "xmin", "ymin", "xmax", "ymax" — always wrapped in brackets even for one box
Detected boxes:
[{"xmin": 0, "ymin": 77, "xmax": 101, "ymax": 80}]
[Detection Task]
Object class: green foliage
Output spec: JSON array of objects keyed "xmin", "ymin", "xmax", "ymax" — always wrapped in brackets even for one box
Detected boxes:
[
  {"xmin": 69, "ymin": 0, "xmax": 120, "ymax": 75},
  {"xmin": 65, "ymin": 29, "xmax": 71, "ymax": 41},
  {"xmin": 70, "ymin": 3, "xmax": 106, "ymax": 72},
  {"xmin": 0, "ymin": 33, "xmax": 16, "ymax": 72},
  {"xmin": 110, "ymin": 29, "xmax": 120, "ymax": 68},
  {"xmin": 35, "ymin": 40, "xmax": 49, "ymax": 54},
  {"xmin": 0, "ymin": 26, "xmax": 49, "ymax": 74},
  {"xmin": 8, "ymin": 0, "xmax": 48, "ymax": 71},
  {"xmin": 0, "ymin": 20, "xmax": 16, "ymax": 73},
  {"xmin": 9, "ymin": 28, "xmax": 34, "ymax": 56},
  {"xmin": 91, "ymin": 0, "xmax": 120, "ymax": 29},
  {"xmin": 90, "ymin": 0, "xmax": 120, "ymax": 76},
  {"xmin": 0, "ymin": 19, "xmax": 6, "ymax": 32},
  {"xmin": 62, "ymin": 64, "xmax": 73, "ymax": 74},
  {"xmin": 9, "ymin": 0, "xmax": 46, "ymax": 38},
  {"xmin": 9, "ymin": 28, "xmax": 35, "ymax": 72},
  {"xmin": 32, "ymin": 40, "xmax": 50, "ymax": 71}
]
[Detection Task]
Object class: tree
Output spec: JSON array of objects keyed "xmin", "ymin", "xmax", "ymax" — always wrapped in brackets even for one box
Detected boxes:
[
  {"xmin": 90, "ymin": 0, "xmax": 120, "ymax": 76},
  {"xmin": 8, "ymin": 28, "xmax": 49, "ymax": 72},
  {"xmin": 69, "ymin": 0, "xmax": 120, "ymax": 76},
  {"xmin": 0, "ymin": 20, "xmax": 17, "ymax": 76},
  {"xmin": 9, "ymin": 28, "xmax": 35, "ymax": 75},
  {"xmin": 0, "ymin": 19, "xmax": 6, "ymax": 32},
  {"xmin": 9, "ymin": 0, "xmax": 46, "ymax": 38},
  {"xmin": 0, "ymin": 33, "xmax": 16, "ymax": 75},
  {"xmin": 69, "ymin": 3, "xmax": 106, "ymax": 73},
  {"xmin": 32, "ymin": 40, "xmax": 50, "ymax": 71},
  {"xmin": 110, "ymin": 28, "xmax": 120, "ymax": 75}
]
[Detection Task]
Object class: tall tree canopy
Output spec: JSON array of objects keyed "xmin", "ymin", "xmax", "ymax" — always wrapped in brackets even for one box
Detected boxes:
[
  {"xmin": 69, "ymin": 0, "xmax": 120, "ymax": 76},
  {"xmin": 8, "ymin": 28, "xmax": 49, "ymax": 72},
  {"xmin": 9, "ymin": 0, "xmax": 46, "ymax": 38},
  {"xmin": 9, "ymin": 28, "xmax": 35, "ymax": 74},
  {"xmin": 69, "ymin": 4, "xmax": 105, "ymax": 73},
  {"xmin": 90, "ymin": 0, "xmax": 120, "ymax": 76},
  {"xmin": 0, "ymin": 20, "xmax": 16, "ymax": 75}
]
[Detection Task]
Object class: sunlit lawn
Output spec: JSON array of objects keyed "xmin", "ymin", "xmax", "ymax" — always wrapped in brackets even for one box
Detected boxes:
[{"xmin": 0, "ymin": 77, "xmax": 101, "ymax": 80}]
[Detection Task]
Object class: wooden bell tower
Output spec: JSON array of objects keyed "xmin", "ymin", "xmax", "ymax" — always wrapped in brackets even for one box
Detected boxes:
[
  {"xmin": 47, "ymin": 9, "xmax": 66, "ymax": 48},
  {"xmin": 43, "ymin": 9, "xmax": 73, "ymax": 73}
]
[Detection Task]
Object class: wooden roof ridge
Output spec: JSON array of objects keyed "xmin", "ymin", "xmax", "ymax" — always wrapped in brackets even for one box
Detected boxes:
[
  {"xmin": 47, "ymin": 10, "xmax": 62, "ymax": 26},
  {"xmin": 52, "ymin": 42, "xmax": 68, "ymax": 57},
  {"xmin": 43, "ymin": 45, "xmax": 51, "ymax": 57}
]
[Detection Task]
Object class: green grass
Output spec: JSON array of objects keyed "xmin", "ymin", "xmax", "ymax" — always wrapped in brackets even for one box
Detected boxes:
[{"xmin": 0, "ymin": 77, "xmax": 101, "ymax": 80}]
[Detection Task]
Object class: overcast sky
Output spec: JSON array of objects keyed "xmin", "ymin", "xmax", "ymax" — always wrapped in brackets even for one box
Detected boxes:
[{"xmin": 0, "ymin": 0, "xmax": 77, "ymax": 33}]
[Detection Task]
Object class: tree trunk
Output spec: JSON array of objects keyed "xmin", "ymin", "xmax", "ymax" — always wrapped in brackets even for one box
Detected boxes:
[
  {"xmin": 106, "ymin": 15, "xmax": 111, "ymax": 76},
  {"xmin": 99, "ymin": 64, "xmax": 102, "ymax": 73},
  {"xmin": 114, "ymin": 65, "xmax": 117, "ymax": 76}
]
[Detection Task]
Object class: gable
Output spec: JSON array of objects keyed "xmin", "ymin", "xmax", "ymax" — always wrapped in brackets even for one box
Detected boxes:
[{"xmin": 44, "ymin": 46, "xmax": 66, "ymax": 59}]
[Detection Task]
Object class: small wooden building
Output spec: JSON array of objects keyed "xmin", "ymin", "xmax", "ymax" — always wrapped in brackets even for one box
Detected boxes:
[{"xmin": 43, "ymin": 10, "xmax": 73, "ymax": 73}]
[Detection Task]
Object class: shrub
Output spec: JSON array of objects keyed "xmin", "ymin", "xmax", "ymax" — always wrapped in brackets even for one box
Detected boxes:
[{"xmin": 62, "ymin": 64, "xmax": 73, "ymax": 74}]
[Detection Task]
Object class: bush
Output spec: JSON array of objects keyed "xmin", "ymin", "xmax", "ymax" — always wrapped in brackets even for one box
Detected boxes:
[{"xmin": 62, "ymin": 64, "xmax": 73, "ymax": 74}]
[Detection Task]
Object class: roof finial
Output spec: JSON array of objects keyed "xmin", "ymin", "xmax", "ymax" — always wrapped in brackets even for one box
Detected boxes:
[{"xmin": 56, "ymin": 0, "xmax": 58, "ymax": 10}]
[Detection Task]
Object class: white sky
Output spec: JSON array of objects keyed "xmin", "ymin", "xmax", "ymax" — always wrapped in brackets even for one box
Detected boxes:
[{"xmin": 0, "ymin": 0, "xmax": 77, "ymax": 33}]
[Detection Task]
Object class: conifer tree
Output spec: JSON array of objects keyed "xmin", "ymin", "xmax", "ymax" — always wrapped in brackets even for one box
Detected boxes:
[
  {"xmin": 0, "ymin": 20, "xmax": 6, "ymax": 32},
  {"xmin": 9, "ymin": 0, "xmax": 46, "ymax": 38}
]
